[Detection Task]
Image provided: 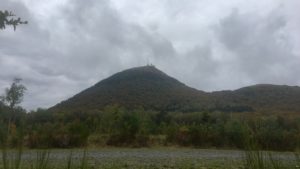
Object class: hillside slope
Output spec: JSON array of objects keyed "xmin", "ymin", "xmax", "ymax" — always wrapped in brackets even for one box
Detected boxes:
[
  {"xmin": 51, "ymin": 66, "xmax": 300, "ymax": 113},
  {"xmin": 223, "ymin": 84, "xmax": 300, "ymax": 112},
  {"xmin": 51, "ymin": 66, "xmax": 211, "ymax": 112}
]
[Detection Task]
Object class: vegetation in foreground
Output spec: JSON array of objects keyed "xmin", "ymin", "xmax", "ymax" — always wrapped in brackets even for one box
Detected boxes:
[
  {"xmin": 0, "ymin": 148, "xmax": 299, "ymax": 169},
  {"xmin": 1, "ymin": 102, "xmax": 300, "ymax": 150}
]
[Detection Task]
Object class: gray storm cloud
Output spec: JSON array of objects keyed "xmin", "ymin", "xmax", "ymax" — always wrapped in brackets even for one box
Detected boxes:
[
  {"xmin": 0, "ymin": 0, "xmax": 299, "ymax": 110},
  {"xmin": 216, "ymin": 8, "xmax": 299, "ymax": 84}
]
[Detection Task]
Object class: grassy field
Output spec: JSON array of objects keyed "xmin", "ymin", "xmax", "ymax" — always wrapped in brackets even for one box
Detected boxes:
[{"xmin": 0, "ymin": 148, "xmax": 298, "ymax": 169}]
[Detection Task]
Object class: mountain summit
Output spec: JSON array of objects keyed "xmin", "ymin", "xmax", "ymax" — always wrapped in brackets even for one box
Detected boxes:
[{"xmin": 51, "ymin": 66, "xmax": 209, "ymax": 112}]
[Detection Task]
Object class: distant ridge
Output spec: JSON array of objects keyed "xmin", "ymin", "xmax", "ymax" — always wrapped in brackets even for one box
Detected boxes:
[{"xmin": 50, "ymin": 66, "xmax": 300, "ymax": 113}]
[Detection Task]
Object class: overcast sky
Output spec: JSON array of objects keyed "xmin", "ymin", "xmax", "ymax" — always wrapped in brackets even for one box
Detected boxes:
[{"xmin": 1, "ymin": 0, "xmax": 299, "ymax": 110}]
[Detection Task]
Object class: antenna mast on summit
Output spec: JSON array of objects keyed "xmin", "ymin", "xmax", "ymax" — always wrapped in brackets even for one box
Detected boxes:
[
  {"xmin": 147, "ymin": 57, "xmax": 150, "ymax": 66},
  {"xmin": 146, "ymin": 57, "xmax": 153, "ymax": 66}
]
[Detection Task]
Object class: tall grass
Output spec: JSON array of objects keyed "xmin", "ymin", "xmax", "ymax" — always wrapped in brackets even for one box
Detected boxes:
[
  {"xmin": 0, "ymin": 149, "xmax": 91, "ymax": 169},
  {"xmin": 65, "ymin": 151, "xmax": 73, "ymax": 169},
  {"xmin": 1, "ymin": 143, "xmax": 23, "ymax": 169},
  {"xmin": 30, "ymin": 150, "xmax": 51, "ymax": 169},
  {"xmin": 0, "ymin": 123, "xmax": 23, "ymax": 169},
  {"xmin": 243, "ymin": 149, "xmax": 299, "ymax": 169},
  {"xmin": 295, "ymin": 151, "xmax": 300, "ymax": 168},
  {"xmin": 79, "ymin": 149, "xmax": 89, "ymax": 169},
  {"xmin": 242, "ymin": 132, "xmax": 298, "ymax": 169},
  {"xmin": 243, "ymin": 149, "xmax": 267, "ymax": 169}
]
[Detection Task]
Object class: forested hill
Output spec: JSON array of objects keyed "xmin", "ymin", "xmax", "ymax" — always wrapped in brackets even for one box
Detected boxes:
[
  {"xmin": 50, "ymin": 66, "xmax": 211, "ymax": 112},
  {"xmin": 50, "ymin": 66, "xmax": 300, "ymax": 113},
  {"xmin": 213, "ymin": 84, "xmax": 300, "ymax": 113}
]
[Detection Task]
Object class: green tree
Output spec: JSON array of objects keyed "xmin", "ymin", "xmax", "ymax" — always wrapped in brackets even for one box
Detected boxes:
[
  {"xmin": 0, "ymin": 10, "xmax": 27, "ymax": 31},
  {"xmin": 1, "ymin": 78, "xmax": 26, "ymax": 134},
  {"xmin": 0, "ymin": 79, "xmax": 26, "ymax": 169},
  {"xmin": 225, "ymin": 120, "xmax": 249, "ymax": 148},
  {"xmin": 1, "ymin": 78, "xmax": 26, "ymax": 110}
]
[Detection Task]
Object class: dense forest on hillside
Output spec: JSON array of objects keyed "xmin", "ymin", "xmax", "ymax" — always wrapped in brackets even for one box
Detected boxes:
[{"xmin": 1, "ymin": 104, "xmax": 300, "ymax": 151}]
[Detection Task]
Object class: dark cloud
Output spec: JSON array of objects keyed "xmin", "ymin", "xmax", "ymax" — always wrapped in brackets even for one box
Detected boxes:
[{"xmin": 216, "ymin": 8, "xmax": 299, "ymax": 84}]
